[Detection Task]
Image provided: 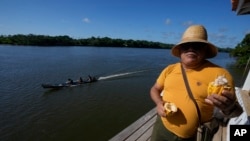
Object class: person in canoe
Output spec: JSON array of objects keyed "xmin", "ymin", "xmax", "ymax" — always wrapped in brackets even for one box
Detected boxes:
[
  {"xmin": 78, "ymin": 77, "xmax": 83, "ymax": 83},
  {"xmin": 87, "ymin": 75, "xmax": 97, "ymax": 82},
  {"xmin": 66, "ymin": 78, "xmax": 74, "ymax": 85}
]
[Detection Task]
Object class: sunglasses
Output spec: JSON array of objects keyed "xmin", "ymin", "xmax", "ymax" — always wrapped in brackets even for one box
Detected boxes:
[{"xmin": 180, "ymin": 43, "xmax": 207, "ymax": 51}]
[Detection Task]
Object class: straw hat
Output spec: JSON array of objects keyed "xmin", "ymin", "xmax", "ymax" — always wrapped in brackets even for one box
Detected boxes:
[{"xmin": 171, "ymin": 25, "xmax": 217, "ymax": 58}]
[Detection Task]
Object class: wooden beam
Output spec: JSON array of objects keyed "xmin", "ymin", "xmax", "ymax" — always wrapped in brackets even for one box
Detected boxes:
[{"xmin": 109, "ymin": 108, "xmax": 157, "ymax": 141}]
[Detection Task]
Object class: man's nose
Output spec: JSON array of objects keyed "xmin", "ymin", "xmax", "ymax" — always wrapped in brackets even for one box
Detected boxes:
[{"xmin": 187, "ymin": 47, "xmax": 195, "ymax": 51}]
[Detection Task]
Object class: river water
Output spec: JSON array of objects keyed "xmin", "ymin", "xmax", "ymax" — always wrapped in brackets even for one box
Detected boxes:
[{"xmin": 0, "ymin": 45, "xmax": 245, "ymax": 141}]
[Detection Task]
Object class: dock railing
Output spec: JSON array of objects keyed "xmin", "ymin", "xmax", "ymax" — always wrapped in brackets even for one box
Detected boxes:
[{"xmin": 109, "ymin": 107, "xmax": 157, "ymax": 141}]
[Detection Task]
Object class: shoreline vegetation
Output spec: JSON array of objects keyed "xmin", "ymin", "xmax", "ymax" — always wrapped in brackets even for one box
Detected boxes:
[
  {"xmin": 0, "ymin": 34, "xmax": 231, "ymax": 51},
  {"xmin": 0, "ymin": 33, "xmax": 249, "ymax": 67}
]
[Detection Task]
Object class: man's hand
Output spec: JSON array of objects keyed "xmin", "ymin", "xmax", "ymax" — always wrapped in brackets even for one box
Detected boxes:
[
  {"xmin": 205, "ymin": 90, "xmax": 236, "ymax": 114},
  {"xmin": 156, "ymin": 101, "xmax": 166, "ymax": 117}
]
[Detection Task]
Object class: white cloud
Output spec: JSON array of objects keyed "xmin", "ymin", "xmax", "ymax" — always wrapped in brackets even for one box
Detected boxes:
[
  {"xmin": 244, "ymin": 29, "xmax": 250, "ymax": 35},
  {"xmin": 82, "ymin": 18, "xmax": 90, "ymax": 23},
  {"xmin": 183, "ymin": 21, "xmax": 194, "ymax": 27},
  {"xmin": 165, "ymin": 18, "xmax": 171, "ymax": 25}
]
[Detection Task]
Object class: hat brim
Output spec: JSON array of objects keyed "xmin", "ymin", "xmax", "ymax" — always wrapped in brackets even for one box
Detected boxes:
[{"xmin": 171, "ymin": 39, "xmax": 218, "ymax": 59}]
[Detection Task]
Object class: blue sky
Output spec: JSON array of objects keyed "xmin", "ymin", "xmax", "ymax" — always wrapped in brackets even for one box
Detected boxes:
[{"xmin": 0, "ymin": 0, "xmax": 250, "ymax": 48}]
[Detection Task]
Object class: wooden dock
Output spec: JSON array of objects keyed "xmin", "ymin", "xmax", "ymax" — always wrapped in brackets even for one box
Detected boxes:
[{"xmin": 109, "ymin": 107, "xmax": 157, "ymax": 141}]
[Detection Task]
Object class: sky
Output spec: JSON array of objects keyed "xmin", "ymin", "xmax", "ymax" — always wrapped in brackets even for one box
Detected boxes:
[{"xmin": 0, "ymin": 0, "xmax": 250, "ymax": 48}]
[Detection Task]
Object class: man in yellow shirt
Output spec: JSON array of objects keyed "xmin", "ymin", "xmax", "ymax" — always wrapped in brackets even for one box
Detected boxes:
[{"xmin": 150, "ymin": 25, "xmax": 243, "ymax": 141}]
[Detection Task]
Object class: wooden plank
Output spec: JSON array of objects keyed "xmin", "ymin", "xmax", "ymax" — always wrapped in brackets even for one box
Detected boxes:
[
  {"xmin": 136, "ymin": 117, "xmax": 155, "ymax": 141},
  {"xmin": 109, "ymin": 108, "xmax": 157, "ymax": 141},
  {"xmin": 125, "ymin": 115, "xmax": 157, "ymax": 141},
  {"xmin": 138, "ymin": 126, "xmax": 153, "ymax": 141}
]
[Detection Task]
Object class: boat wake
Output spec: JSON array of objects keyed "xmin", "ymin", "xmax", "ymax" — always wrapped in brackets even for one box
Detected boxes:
[{"xmin": 98, "ymin": 69, "xmax": 149, "ymax": 80}]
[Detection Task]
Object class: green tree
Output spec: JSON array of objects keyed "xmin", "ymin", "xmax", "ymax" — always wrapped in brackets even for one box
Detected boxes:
[{"xmin": 230, "ymin": 33, "xmax": 250, "ymax": 67}]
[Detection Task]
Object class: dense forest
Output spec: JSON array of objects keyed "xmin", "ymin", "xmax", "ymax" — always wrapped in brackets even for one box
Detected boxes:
[
  {"xmin": 0, "ymin": 34, "xmax": 173, "ymax": 49},
  {"xmin": 0, "ymin": 34, "xmax": 234, "ymax": 51},
  {"xmin": 0, "ymin": 33, "xmax": 249, "ymax": 67},
  {"xmin": 230, "ymin": 33, "xmax": 250, "ymax": 67}
]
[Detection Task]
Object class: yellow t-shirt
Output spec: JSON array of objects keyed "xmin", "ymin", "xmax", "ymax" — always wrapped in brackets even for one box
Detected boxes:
[{"xmin": 156, "ymin": 61, "xmax": 234, "ymax": 138}]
